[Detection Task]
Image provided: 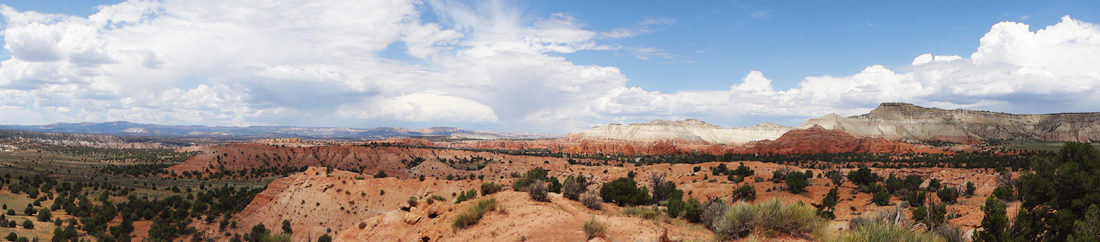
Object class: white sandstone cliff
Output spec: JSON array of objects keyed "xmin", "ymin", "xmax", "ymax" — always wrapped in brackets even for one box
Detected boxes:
[{"xmin": 573, "ymin": 119, "xmax": 793, "ymax": 145}]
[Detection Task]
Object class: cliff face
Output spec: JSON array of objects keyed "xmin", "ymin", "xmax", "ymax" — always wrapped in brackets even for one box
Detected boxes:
[
  {"xmin": 800, "ymin": 102, "xmax": 1100, "ymax": 143},
  {"xmin": 572, "ymin": 119, "xmax": 793, "ymax": 145}
]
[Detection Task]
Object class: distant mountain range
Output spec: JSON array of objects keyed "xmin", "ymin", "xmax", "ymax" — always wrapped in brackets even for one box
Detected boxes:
[
  {"xmin": 6, "ymin": 102, "xmax": 1100, "ymax": 145},
  {"xmin": 574, "ymin": 103, "xmax": 1100, "ymax": 145},
  {"xmin": 0, "ymin": 121, "xmax": 558, "ymax": 140}
]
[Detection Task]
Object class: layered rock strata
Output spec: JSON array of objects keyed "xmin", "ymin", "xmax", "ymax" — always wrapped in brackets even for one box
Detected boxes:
[
  {"xmin": 801, "ymin": 102, "xmax": 1100, "ymax": 144},
  {"xmin": 572, "ymin": 119, "xmax": 793, "ymax": 145}
]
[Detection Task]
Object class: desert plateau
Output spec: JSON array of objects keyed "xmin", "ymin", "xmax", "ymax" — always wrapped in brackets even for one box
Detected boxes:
[
  {"xmin": 2, "ymin": 2, "xmax": 1099, "ymax": 241},
  {"xmin": 2, "ymin": 103, "xmax": 1099, "ymax": 242}
]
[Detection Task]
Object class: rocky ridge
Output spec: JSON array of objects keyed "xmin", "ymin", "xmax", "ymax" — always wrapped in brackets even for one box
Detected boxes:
[
  {"xmin": 572, "ymin": 119, "xmax": 793, "ymax": 145},
  {"xmin": 800, "ymin": 102, "xmax": 1100, "ymax": 144},
  {"xmin": 736, "ymin": 125, "xmax": 920, "ymax": 155}
]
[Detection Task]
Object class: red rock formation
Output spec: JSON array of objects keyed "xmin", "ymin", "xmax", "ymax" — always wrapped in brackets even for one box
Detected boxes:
[{"xmin": 736, "ymin": 125, "xmax": 917, "ymax": 155}]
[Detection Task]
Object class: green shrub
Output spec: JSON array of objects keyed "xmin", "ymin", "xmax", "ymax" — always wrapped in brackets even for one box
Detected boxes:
[
  {"xmin": 452, "ymin": 198, "xmax": 498, "ymax": 230},
  {"xmin": 260, "ymin": 233, "xmax": 292, "ymax": 242},
  {"xmin": 455, "ymin": 189, "xmax": 478, "ymax": 204},
  {"xmin": 912, "ymin": 206, "xmax": 927, "ymax": 224},
  {"xmin": 869, "ymin": 182, "xmax": 887, "ymax": 194},
  {"xmin": 847, "ymin": 167, "xmax": 878, "ymax": 186},
  {"xmin": 884, "ymin": 173, "xmax": 902, "ymax": 193},
  {"xmin": 822, "ymin": 187, "xmax": 839, "ymax": 209},
  {"xmin": 726, "ymin": 174, "xmax": 744, "ymax": 183},
  {"xmin": 826, "ymin": 170, "xmax": 845, "ymax": 187},
  {"xmin": 22, "ymin": 205, "xmax": 34, "ymax": 216},
  {"xmin": 480, "ymin": 182, "xmax": 504, "ymax": 196},
  {"xmin": 926, "ymin": 203, "xmax": 951, "ymax": 227},
  {"xmin": 731, "ymin": 184, "xmax": 756, "ymax": 202},
  {"xmin": 36, "ymin": 208, "xmax": 50, "ymax": 222},
  {"xmin": 772, "ymin": 170, "xmax": 786, "ymax": 182},
  {"xmin": 599, "ymin": 177, "xmax": 652, "ymax": 206},
  {"xmin": 927, "ymin": 178, "xmax": 941, "ymax": 191},
  {"xmin": 21, "ymin": 220, "xmax": 32, "ymax": 229},
  {"xmin": 562, "ymin": 175, "xmax": 591, "ymax": 201},
  {"xmin": 373, "ymin": 170, "xmax": 387, "ymax": 178},
  {"xmin": 903, "ymin": 175, "xmax": 923, "ymax": 192},
  {"xmin": 512, "ymin": 168, "xmax": 549, "ymax": 191},
  {"xmin": 1013, "ymin": 142, "xmax": 1100, "ymax": 241},
  {"xmin": 548, "ymin": 177, "xmax": 562, "ymax": 193},
  {"xmin": 964, "ymin": 181, "xmax": 976, "ymax": 196},
  {"xmin": 666, "ymin": 190, "xmax": 684, "ymax": 218},
  {"xmin": 582, "ymin": 218, "xmax": 607, "ymax": 239},
  {"xmin": 1069, "ymin": 204, "xmax": 1100, "ymax": 242},
  {"xmin": 820, "ymin": 187, "xmax": 839, "ymax": 220},
  {"xmin": 937, "ymin": 187, "xmax": 959, "ymax": 204},
  {"xmin": 973, "ymin": 196, "xmax": 1008, "ymax": 242},
  {"xmin": 872, "ymin": 190, "xmax": 891, "ymax": 206},
  {"xmin": 712, "ymin": 198, "xmax": 825, "ymax": 241},
  {"xmin": 992, "ymin": 186, "xmax": 1013, "ymax": 201},
  {"xmin": 908, "ymin": 191, "xmax": 927, "ymax": 207},
  {"xmin": 731, "ymin": 162, "xmax": 755, "ymax": 177},
  {"xmin": 580, "ymin": 191, "xmax": 602, "ymax": 210},
  {"xmin": 683, "ymin": 198, "xmax": 704, "ymax": 223},
  {"xmin": 5, "ymin": 232, "xmax": 15, "ymax": 242},
  {"xmin": 528, "ymin": 182, "xmax": 550, "ymax": 202},
  {"xmin": 712, "ymin": 163, "xmax": 729, "ymax": 176},
  {"xmin": 316, "ymin": 234, "xmax": 332, "ymax": 242},
  {"xmin": 786, "ymin": 171, "xmax": 810, "ymax": 193}
]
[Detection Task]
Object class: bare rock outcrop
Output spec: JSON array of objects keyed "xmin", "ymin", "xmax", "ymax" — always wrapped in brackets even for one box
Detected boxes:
[
  {"xmin": 336, "ymin": 191, "xmax": 712, "ymax": 242},
  {"xmin": 226, "ymin": 167, "xmax": 470, "ymax": 242},
  {"xmin": 801, "ymin": 102, "xmax": 1100, "ymax": 144},
  {"xmin": 572, "ymin": 119, "xmax": 794, "ymax": 145}
]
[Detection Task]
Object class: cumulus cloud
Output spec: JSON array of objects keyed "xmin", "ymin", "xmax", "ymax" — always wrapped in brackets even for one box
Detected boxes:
[
  {"xmin": 1, "ymin": 0, "xmax": 1098, "ymax": 134},
  {"xmin": 337, "ymin": 93, "xmax": 498, "ymax": 123},
  {"xmin": 0, "ymin": 0, "xmax": 642, "ymax": 132},
  {"xmin": 590, "ymin": 16, "xmax": 1100, "ymax": 126}
]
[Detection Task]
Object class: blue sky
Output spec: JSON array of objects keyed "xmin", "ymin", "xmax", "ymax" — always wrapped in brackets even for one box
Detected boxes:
[{"xmin": 1, "ymin": 0, "xmax": 1099, "ymax": 133}]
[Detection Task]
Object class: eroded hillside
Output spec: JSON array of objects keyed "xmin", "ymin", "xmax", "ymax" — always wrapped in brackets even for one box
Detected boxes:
[{"xmin": 802, "ymin": 102, "xmax": 1100, "ymax": 143}]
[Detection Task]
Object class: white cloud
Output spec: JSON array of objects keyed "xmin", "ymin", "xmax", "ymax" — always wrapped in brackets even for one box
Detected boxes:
[
  {"xmin": 627, "ymin": 47, "xmax": 671, "ymax": 60},
  {"xmin": 2, "ymin": 0, "xmax": 1098, "ymax": 134},
  {"xmin": 337, "ymin": 93, "xmax": 498, "ymax": 123},
  {"xmin": 0, "ymin": 0, "xmax": 635, "ymax": 132},
  {"xmin": 601, "ymin": 17, "xmax": 673, "ymax": 39},
  {"xmin": 590, "ymin": 16, "xmax": 1100, "ymax": 127}
]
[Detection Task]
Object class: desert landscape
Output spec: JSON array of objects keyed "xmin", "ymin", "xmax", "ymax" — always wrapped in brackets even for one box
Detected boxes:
[{"xmin": 1, "ymin": 103, "xmax": 1098, "ymax": 241}]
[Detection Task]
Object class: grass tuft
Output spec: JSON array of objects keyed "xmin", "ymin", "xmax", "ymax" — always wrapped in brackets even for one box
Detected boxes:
[
  {"xmin": 580, "ymin": 191, "xmax": 602, "ymax": 210},
  {"xmin": 583, "ymin": 217, "xmax": 608, "ymax": 239},
  {"xmin": 452, "ymin": 198, "xmax": 498, "ymax": 230},
  {"xmin": 711, "ymin": 197, "xmax": 825, "ymax": 240},
  {"xmin": 843, "ymin": 223, "xmax": 944, "ymax": 242},
  {"xmin": 622, "ymin": 206, "xmax": 659, "ymax": 220}
]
